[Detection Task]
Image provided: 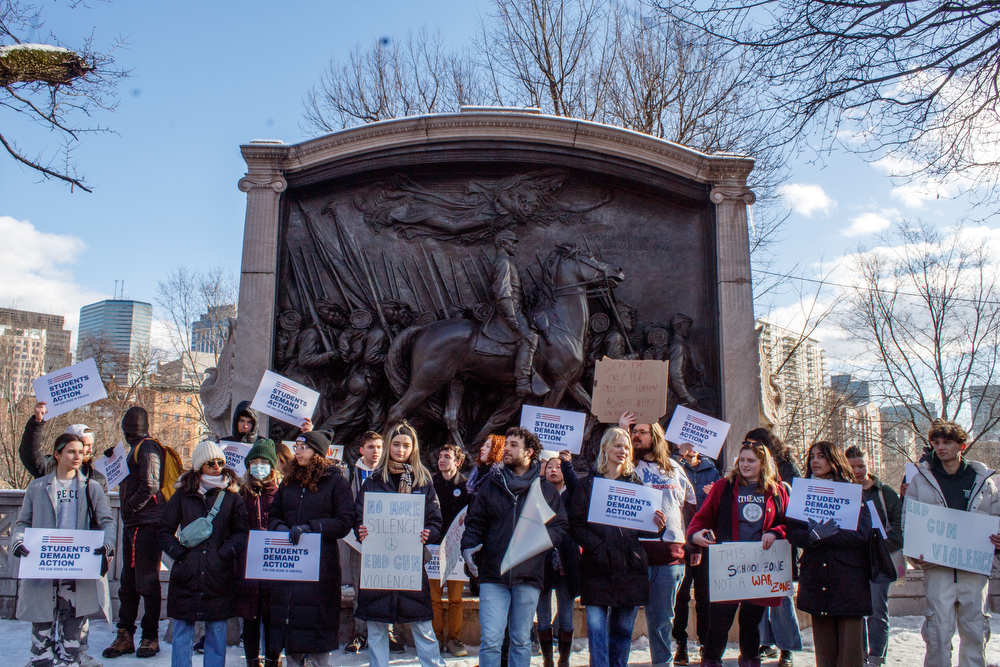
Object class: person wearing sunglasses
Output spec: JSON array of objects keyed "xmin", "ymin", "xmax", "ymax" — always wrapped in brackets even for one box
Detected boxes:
[
  {"xmin": 159, "ymin": 440, "xmax": 249, "ymax": 667},
  {"xmin": 688, "ymin": 440, "xmax": 788, "ymax": 667}
]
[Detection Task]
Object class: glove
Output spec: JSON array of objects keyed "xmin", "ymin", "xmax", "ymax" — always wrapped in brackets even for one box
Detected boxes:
[
  {"xmin": 13, "ymin": 543, "xmax": 29, "ymax": 558},
  {"xmin": 463, "ymin": 544, "xmax": 483, "ymax": 578},
  {"xmin": 103, "ymin": 447, "xmax": 115, "ymax": 459},
  {"xmin": 809, "ymin": 518, "xmax": 840, "ymax": 543},
  {"xmin": 94, "ymin": 545, "xmax": 109, "ymax": 557},
  {"xmin": 289, "ymin": 524, "xmax": 311, "ymax": 545}
]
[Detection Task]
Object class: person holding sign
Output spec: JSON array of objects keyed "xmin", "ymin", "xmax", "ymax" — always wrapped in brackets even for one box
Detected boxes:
[
  {"xmin": 430, "ymin": 443, "xmax": 471, "ymax": 657},
  {"xmin": 20, "ymin": 404, "xmax": 108, "ymax": 491},
  {"xmin": 13, "ymin": 433, "xmax": 116, "ymax": 667},
  {"xmin": 268, "ymin": 430, "xmax": 355, "ymax": 667},
  {"xmin": 785, "ymin": 442, "xmax": 872, "ymax": 667},
  {"xmin": 569, "ymin": 427, "xmax": 666, "ymax": 667},
  {"xmin": 158, "ymin": 441, "xmax": 249, "ymax": 667},
  {"xmin": 688, "ymin": 440, "xmax": 788, "ymax": 667},
  {"xmin": 905, "ymin": 420, "xmax": 1000, "ymax": 667},
  {"xmin": 354, "ymin": 422, "xmax": 445, "ymax": 667},
  {"xmin": 235, "ymin": 440, "xmax": 282, "ymax": 667}
]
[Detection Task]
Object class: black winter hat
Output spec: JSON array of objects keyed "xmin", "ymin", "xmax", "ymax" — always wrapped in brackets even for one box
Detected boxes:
[
  {"xmin": 121, "ymin": 407, "xmax": 149, "ymax": 439},
  {"xmin": 298, "ymin": 430, "xmax": 332, "ymax": 457}
]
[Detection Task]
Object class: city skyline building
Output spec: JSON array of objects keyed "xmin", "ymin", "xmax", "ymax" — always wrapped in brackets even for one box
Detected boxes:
[
  {"xmin": 0, "ymin": 308, "xmax": 72, "ymax": 372},
  {"xmin": 968, "ymin": 385, "xmax": 1000, "ymax": 444},
  {"xmin": 0, "ymin": 324, "xmax": 46, "ymax": 398},
  {"xmin": 76, "ymin": 299, "xmax": 153, "ymax": 383},
  {"xmin": 190, "ymin": 304, "xmax": 236, "ymax": 354}
]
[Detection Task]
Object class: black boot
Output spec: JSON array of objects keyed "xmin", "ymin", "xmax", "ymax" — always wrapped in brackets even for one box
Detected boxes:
[
  {"xmin": 538, "ymin": 629, "xmax": 554, "ymax": 667},
  {"xmin": 557, "ymin": 630, "xmax": 573, "ymax": 667},
  {"xmin": 246, "ymin": 660, "xmax": 261, "ymax": 667}
]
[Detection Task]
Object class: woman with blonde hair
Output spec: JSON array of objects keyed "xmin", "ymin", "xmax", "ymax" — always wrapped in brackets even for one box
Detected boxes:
[
  {"xmin": 354, "ymin": 421, "xmax": 445, "ymax": 667},
  {"xmin": 570, "ymin": 427, "xmax": 666, "ymax": 667},
  {"xmin": 688, "ymin": 440, "xmax": 789, "ymax": 667}
]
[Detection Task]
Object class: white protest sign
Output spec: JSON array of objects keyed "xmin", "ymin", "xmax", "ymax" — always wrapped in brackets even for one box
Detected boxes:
[
  {"xmin": 439, "ymin": 507, "xmax": 468, "ymax": 584},
  {"xmin": 244, "ymin": 530, "xmax": 321, "ymax": 581},
  {"xmin": 787, "ymin": 477, "xmax": 862, "ymax": 529},
  {"xmin": 341, "ymin": 534, "xmax": 362, "ymax": 553},
  {"xmin": 708, "ymin": 540, "xmax": 793, "ymax": 602},
  {"xmin": 587, "ymin": 477, "xmax": 663, "ymax": 532},
  {"xmin": 326, "ymin": 445, "xmax": 344, "ymax": 462},
  {"xmin": 220, "ymin": 441, "xmax": 252, "ymax": 476},
  {"xmin": 519, "ymin": 405, "xmax": 586, "ymax": 454},
  {"xmin": 32, "ymin": 359, "xmax": 107, "ymax": 420},
  {"xmin": 250, "ymin": 371, "xmax": 320, "ymax": 427},
  {"xmin": 361, "ymin": 492, "xmax": 425, "ymax": 590},
  {"xmin": 664, "ymin": 407, "xmax": 731, "ymax": 459},
  {"xmin": 501, "ymin": 478, "xmax": 555, "ymax": 574},
  {"xmin": 18, "ymin": 528, "xmax": 105, "ymax": 579},
  {"xmin": 905, "ymin": 463, "xmax": 919, "ymax": 483},
  {"xmin": 903, "ymin": 498, "xmax": 1000, "ymax": 576},
  {"xmin": 867, "ymin": 500, "xmax": 888, "ymax": 539},
  {"xmin": 93, "ymin": 441, "xmax": 128, "ymax": 490},
  {"xmin": 426, "ymin": 544, "xmax": 469, "ymax": 582}
]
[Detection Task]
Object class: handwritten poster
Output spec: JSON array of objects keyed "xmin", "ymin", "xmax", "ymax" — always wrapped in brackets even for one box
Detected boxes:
[
  {"xmin": 92, "ymin": 441, "xmax": 128, "ymax": 490},
  {"xmin": 326, "ymin": 445, "xmax": 344, "ymax": 462},
  {"xmin": 360, "ymin": 492, "xmax": 425, "ymax": 591},
  {"xmin": 664, "ymin": 407, "xmax": 731, "ymax": 459},
  {"xmin": 591, "ymin": 358, "xmax": 669, "ymax": 424},
  {"xmin": 32, "ymin": 359, "xmax": 107, "ymax": 420},
  {"xmin": 903, "ymin": 498, "xmax": 1000, "ymax": 575},
  {"xmin": 519, "ymin": 405, "xmax": 586, "ymax": 454},
  {"xmin": 244, "ymin": 530, "xmax": 321, "ymax": 581},
  {"xmin": 787, "ymin": 477, "xmax": 862, "ymax": 529},
  {"xmin": 220, "ymin": 441, "xmax": 252, "ymax": 476},
  {"xmin": 18, "ymin": 528, "xmax": 105, "ymax": 579},
  {"xmin": 439, "ymin": 507, "xmax": 468, "ymax": 584},
  {"xmin": 587, "ymin": 477, "xmax": 663, "ymax": 532},
  {"xmin": 708, "ymin": 540, "xmax": 793, "ymax": 602},
  {"xmin": 250, "ymin": 371, "xmax": 319, "ymax": 426}
]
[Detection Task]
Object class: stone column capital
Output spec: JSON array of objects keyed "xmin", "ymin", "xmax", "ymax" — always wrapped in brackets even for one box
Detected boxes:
[
  {"xmin": 710, "ymin": 185, "xmax": 756, "ymax": 206},
  {"xmin": 238, "ymin": 175, "xmax": 288, "ymax": 193}
]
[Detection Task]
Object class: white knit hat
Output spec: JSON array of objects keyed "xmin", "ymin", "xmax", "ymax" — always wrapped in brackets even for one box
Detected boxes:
[{"xmin": 191, "ymin": 440, "xmax": 226, "ymax": 472}]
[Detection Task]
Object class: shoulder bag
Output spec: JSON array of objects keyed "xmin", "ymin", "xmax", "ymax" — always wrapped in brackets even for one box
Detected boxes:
[{"xmin": 179, "ymin": 491, "xmax": 226, "ymax": 548}]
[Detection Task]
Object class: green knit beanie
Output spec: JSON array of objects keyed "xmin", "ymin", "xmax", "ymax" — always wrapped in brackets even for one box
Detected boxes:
[{"xmin": 246, "ymin": 438, "xmax": 278, "ymax": 468}]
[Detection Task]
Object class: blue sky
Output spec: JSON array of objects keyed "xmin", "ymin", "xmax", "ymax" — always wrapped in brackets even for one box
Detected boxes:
[{"xmin": 0, "ymin": 0, "xmax": 990, "ymax": 354}]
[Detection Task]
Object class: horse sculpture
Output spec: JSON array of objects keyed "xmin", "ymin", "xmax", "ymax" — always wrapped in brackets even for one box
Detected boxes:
[{"xmin": 385, "ymin": 244, "xmax": 624, "ymax": 451}]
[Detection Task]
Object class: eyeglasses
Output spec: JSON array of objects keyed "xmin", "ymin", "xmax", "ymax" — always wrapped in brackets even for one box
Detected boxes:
[
  {"xmin": 632, "ymin": 429, "xmax": 651, "ymax": 436},
  {"xmin": 204, "ymin": 459, "xmax": 225, "ymax": 469},
  {"xmin": 741, "ymin": 441, "xmax": 764, "ymax": 448},
  {"xmin": 292, "ymin": 444, "xmax": 309, "ymax": 452}
]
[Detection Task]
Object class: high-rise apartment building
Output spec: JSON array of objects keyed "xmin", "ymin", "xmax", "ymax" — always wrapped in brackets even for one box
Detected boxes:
[
  {"xmin": 0, "ymin": 324, "xmax": 46, "ymax": 398},
  {"xmin": 0, "ymin": 308, "xmax": 71, "ymax": 371},
  {"xmin": 828, "ymin": 374, "xmax": 883, "ymax": 477},
  {"xmin": 190, "ymin": 304, "xmax": 236, "ymax": 354},
  {"xmin": 968, "ymin": 385, "xmax": 1000, "ymax": 444},
  {"xmin": 76, "ymin": 300, "xmax": 153, "ymax": 383}
]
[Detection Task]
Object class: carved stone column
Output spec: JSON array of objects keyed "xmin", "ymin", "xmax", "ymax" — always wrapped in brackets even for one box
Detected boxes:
[
  {"xmin": 711, "ymin": 182, "xmax": 758, "ymax": 470},
  {"xmin": 235, "ymin": 141, "xmax": 290, "ymax": 431}
]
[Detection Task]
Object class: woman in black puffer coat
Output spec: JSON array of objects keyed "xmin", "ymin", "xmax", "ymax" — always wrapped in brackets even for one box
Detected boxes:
[
  {"xmin": 268, "ymin": 431, "xmax": 355, "ymax": 667},
  {"xmin": 355, "ymin": 422, "xmax": 445, "ymax": 667},
  {"xmin": 159, "ymin": 441, "xmax": 249, "ymax": 667}
]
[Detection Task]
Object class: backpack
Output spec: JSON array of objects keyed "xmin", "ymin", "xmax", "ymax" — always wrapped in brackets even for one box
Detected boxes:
[{"xmin": 131, "ymin": 438, "xmax": 184, "ymax": 502}]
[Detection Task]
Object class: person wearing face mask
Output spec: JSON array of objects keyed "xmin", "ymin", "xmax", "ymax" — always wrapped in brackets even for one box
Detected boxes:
[
  {"xmin": 236, "ymin": 440, "xmax": 282, "ymax": 667},
  {"xmin": 159, "ymin": 441, "xmax": 249, "ymax": 667}
]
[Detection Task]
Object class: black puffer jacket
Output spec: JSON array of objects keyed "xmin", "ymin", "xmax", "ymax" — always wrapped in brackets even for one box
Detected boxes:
[
  {"xmin": 121, "ymin": 437, "xmax": 164, "ymax": 527},
  {"xmin": 229, "ymin": 400, "xmax": 262, "ymax": 443},
  {"xmin": 570, "ymin": 468, "xmax": 655, "ymax": 607},
  {"xmin": 158, "ymin": 471, "xmax": 249, "ymax": 622},
  {"xmin": 786, "ymin": 503, "xmax": 873, "ymax": 617},
  {"xmin": 268, "ymin": 466, "xmax": 355, "ymax": 654},
  {"xmin": 353, "ymin": 472, "xmax": 443, "ymax": 624},
  {"xmin": 461, "ymin": 462, "xmax": 569, "ymax": 590}
]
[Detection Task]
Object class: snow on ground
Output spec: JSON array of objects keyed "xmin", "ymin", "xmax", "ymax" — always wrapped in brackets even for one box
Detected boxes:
[{"xmin": 1, "ymin": 616, "xmax": 999, "ymax": 667}]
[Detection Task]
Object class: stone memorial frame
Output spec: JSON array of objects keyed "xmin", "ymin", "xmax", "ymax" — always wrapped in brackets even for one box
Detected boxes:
[{"xmin": 219, "ymin": 109, "xmax": 757, "ymax": 466}]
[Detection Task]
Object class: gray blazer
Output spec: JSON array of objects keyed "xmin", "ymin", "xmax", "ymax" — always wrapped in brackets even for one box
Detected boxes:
[{"xmin": 13, "ymin": 472, "xmax": 116, "ymax": 622}]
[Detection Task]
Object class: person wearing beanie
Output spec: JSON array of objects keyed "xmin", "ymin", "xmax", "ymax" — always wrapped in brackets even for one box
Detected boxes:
[
  {"xmin": 268, "ymin": 430, "xmax": 354, "ymax": 667},
  {"xmin": 159, "ymin": 442, "xmax": 248, "ymax": 667},
  {"xmin": 105, "ymin": 406, "xmax": 166, "ymax": 660},
  {"xmin": 237, "ymin": 438, "xmax": 281, "ymax": 667}
]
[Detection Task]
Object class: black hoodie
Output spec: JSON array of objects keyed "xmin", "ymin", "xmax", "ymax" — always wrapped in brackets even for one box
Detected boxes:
[{"xmin": 229, "ymin": 400, "xmax": 262, "ymax": 444}]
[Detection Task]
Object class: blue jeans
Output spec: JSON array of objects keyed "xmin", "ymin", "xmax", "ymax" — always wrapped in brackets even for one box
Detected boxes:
[
  {"xmin": 368, "ymin": 620, "xmax": 444, "ymax": 667},
  {"xmin": 171, "ymin": 619, "xmax": 226, "ymax": 667},
  {"xmin": 863, "ymin": 578, "xmax": 891, "ymax": 664},
  {"xmin": 646, "ymin": 564, "xmax": 686, "ymax": 666},
  {"xmin": 479, "ymin": 583, "xmax": 541, "ymax": 667},
  {"xmin": 585, "ymin": 606, "xmax": 638, "ymax": 667},
  {"xmin": 537, "ymin": 581, "xmax": 575, "ymax": 633},
  {"xmin": 759, "ymin": 594, "xmax": 803, "ymax": 651}
]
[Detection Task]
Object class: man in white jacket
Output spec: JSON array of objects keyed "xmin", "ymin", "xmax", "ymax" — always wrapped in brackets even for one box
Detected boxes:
[{"xmin": 905, "ymin": 419, "xmax": 1000, "ymax": 667}]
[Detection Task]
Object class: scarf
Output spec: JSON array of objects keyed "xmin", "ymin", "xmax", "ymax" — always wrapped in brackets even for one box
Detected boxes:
[
  {"xmin": 388, "ymin": 460, "xmax": 413, "ymax": 494},
  {"xmin": 501, "ymin": 461, "xmax": 539, "ymax": 495},
  {"xmin": 200, "ymin": 474, "xmax": 228, "ymax": 496}
]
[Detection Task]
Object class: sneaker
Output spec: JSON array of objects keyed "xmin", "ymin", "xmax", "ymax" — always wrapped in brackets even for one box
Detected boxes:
[
  {"xmin": 778, "ymin": 651, "xmax": 793, "ymax": 667},
  {"xmin": 759, "ymin": 645, "xmax": 778, "ymax": 659},
  {"xmin": 136, "ymin": 638, "xmax": 159, "ymax": 658},
  {"xmin": 102, "ymin": 629, "xmax": 134, "ymax": 659},
  {"xmin": 79, "ymin": 651, "xmax": 103, "ymax": 667},
  {"xmin": 344, "ymin": 634, "xmax": 367, "ymax": 653},
  {"xmin": 446, "ymin": 640, "xmax": 468, "ymax": 657},
  {"xmin": 674, "ymin": 645, "xmax": 689, "ymax": 666}
]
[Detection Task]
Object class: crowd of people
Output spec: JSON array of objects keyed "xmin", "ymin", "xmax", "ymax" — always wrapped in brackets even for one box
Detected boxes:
[{"xmin": 12, "ymin": 400, "xmax": 1000, "ymax": 667}]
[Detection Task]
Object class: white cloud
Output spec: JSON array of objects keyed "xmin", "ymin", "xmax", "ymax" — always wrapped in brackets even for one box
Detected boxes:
[
  {"xmin": 0, "ymin": 216, "xmax": 107, "ymax": 344},
  {"xmin": 841, "ymin": 211, "xmax": 894, "ymax": 237},
  {"xmin": 779, "ymin": 183, "xmax": 836, "ymax": 217}
]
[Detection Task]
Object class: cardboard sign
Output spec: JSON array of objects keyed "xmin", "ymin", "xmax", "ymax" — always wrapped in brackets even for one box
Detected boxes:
[
  {"xmin": 18, "ymin": 528, "xmax": 105, "ymax": 579},
  {"xmin": 92, "ymin": 441, "xmax": 128, "ymax": 490},
  {"xmin": 220, "ymin": 441, "xmax": 252, "ymax": 476},
  {"xmin": 519, "ymin": 405, "xmax": 586, "ymax": 454},
  {"xmin": 439, "ymin": 507, "xmax": 468, "ymax": 584},
  {"xmin": 787, "ymin": 477, "xmax": 862, "ymax": 529},
  {"xmin": 708, "ymin": 540, "xmax": 793, "ymax": 602},
  {"xmin": 360, "ymin": 492, "xmax": 425, "ymax": 590},
  {"xmin": 903, "ymin": 498, "xmax": 1000, "ymax": 576},
  {"xmin": 426, "ymin": 544, "xmax": 469, "ymax": 582},
  {"xmin": 587, "ymin": 477, "xmax": 663, "ymax": 532},
  {"xmin": 32, "ymin": 359, "xmax": 107, "ymax": 420},
  {"xmin": 244, "ymin": 530, "xmax": 321, "ymax": 581},
  {"xmin": 326, "ymin": 445, "xmax": 344, "ymax": 462},
  {"xmin": 664, "ymin": 407, "xmax": 731, "ymax": 459},
  {"xmin": 250, "ymin": 371, "xmax": 320, "ymax": 427},
  {"xmin": 867, "ymin": 500, "xmax": 888, "ymax": 539},
  {"xmin": 591, "ymin": 358, "xmax": 669, "ymax": 424}
]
